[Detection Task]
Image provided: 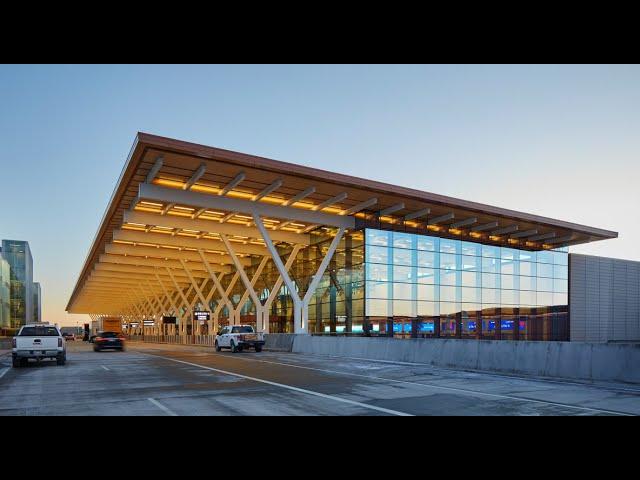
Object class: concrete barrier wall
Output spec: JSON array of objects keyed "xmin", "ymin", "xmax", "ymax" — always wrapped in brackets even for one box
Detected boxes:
[
  {"xmin": 0, "ymin": 338, "xmax": 12, "ymax": 350},
  {"xmin": 264, "ymin": 334, "xmax": 297, "ymax": 352},
  {"xmin": 292, "ymin": 336, "xmax": 640, "ymax": 384}
]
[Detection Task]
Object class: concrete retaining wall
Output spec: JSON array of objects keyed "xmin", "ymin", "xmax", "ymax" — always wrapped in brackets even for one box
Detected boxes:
[
  {"xmin": 291, "ymin": 336, "xmax": 640, "ymax": 384},
  {"xmin": 264, "ymin": 334, "xmax": 297, "ymax": 352}
]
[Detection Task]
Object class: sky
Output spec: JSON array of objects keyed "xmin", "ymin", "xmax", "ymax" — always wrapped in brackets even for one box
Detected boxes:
[{"xmin": 0, "ymin": 64, "xmax": 638, "ymax": 327}]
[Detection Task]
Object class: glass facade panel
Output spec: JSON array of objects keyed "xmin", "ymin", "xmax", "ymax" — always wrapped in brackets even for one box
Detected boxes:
[{"xmin": 363, "ymin": 228, "xmax": 569, "ymax": 341}]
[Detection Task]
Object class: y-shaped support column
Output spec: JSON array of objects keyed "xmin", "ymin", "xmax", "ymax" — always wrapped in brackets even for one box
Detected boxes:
[{"xmin": 253, "ymin": 213, "xmax": 346, "ymax": 334}]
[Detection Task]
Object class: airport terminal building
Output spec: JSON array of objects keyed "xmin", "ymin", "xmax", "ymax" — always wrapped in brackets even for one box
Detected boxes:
[{"xmin": 67, "ymin": 133, "xmax": 640, "ymax": 343}]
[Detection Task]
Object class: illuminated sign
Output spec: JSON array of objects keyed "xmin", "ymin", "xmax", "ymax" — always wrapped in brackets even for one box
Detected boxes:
[
  {"xmin": 193, "ymin": 311, "xmax": 210, "ymax": 322},
  {"xmin": 162, "ymin": 316, "xmax": 177, "ymax": 325}
]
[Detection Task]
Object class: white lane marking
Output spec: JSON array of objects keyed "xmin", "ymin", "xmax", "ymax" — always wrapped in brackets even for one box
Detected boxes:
[
  {"xmin": 101, "ymin": 365, "xmax": 110, "ymax": 371},
  {"xmin": 146, "ymin": 354, "xmax": 413, "ymax": 416},
  {"xmin": 148, "ymin": 398, "xmax": 178, "ymax": 416},
  {"xmin": 0, "ymin": 368, "xmax": 9, "ymax": 380},
  {"xmin": 205, "ymin": 353, "xmax": 634, "ymax": 416}
]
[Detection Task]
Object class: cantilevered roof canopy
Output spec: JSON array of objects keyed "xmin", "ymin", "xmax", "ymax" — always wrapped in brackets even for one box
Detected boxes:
[{"xmin": 67, "ymin": 132, "xmax": 617, "ymax": 315}]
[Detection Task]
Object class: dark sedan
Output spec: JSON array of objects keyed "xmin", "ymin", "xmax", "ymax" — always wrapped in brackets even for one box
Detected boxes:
[{"xmin": 93, "ymin": 332, "xmax": 125, "ymax": 352}]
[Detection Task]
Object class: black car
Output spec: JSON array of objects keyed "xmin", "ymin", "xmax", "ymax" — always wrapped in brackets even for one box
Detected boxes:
[{"xmin": 93, "ymin": 331, "xmax": 125, "ymax": 352}]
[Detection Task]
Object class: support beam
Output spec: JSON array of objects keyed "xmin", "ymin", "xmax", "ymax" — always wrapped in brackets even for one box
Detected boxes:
[
  {"xmin": 492, "ymin": 225, "xmax": 519, "ymax": 235},
  {"xmin": 450, "ymin": 217, "xmax": 478, "ymax": 229},
  {"xmin": 183, "ymin": 163, "xmax": 207, "ymax": 190},
  {"xmin": 342, "ymin": 198, "xmax": 378, "ymax": 216},
  {"xmin": 511, "ymin": 229, "xmax": 538, "ymax": 239},
  {"xmin": 138, "ymin": 183, "xmax": 354, "ymax": 229},
  {"xmin": 219, "ymin": 172, "xmax": 245, "ymax": 196},
  {"xmin": 312, "ymin": 192, "xmax": 348, "ymax": 211},
  {"xmin": 105, "ymin": 244, "xmax": 252, "ymax": 267},
  {"xmin": 198, "ymin": 250, "xmax": 235, "ymax": 324},
  {"xmin": 99, "ymin": 253, "xmax": 229, "ymax": 273},
  {"xmin": 252, "ymin": 178, "xmax": 283, "ymax": 201},
  {"xmin": 471, "ymin": 221, "xmax": 499, "ymax": 232},
  {"xmin": 125, "ymin": 211, "xmax": 311, "ymax": 245},
  {"xmin": 528, "ymin": 232, "xmax": 557, "ymax": 242},
  {"xmin": 404, "ymin": 208, "xmax": 431, "ymax": 221},
  {"xmin": 379, "ymin": 203, "xmax": 404, "ymax": 216},
  {"xmin": 146, "ymin": 156, "xmax": 164, "ymax": 183},
  {"xmin": 282, "ymin": 186, "xmax": 315, "ymax": 206},
  {"xmin": 113, "ymin": 229, "xmax": 270, "ymax": 256},
  {"xmin": 547, "ymin": 234, "xmax": 575, "ymax": 244},
  {"xmin": 179, "ymin": 259, "xmax": 209, "ymax": 310},
  {"xmin": 427, "ymin": 212, "xmax": 455, "ymax": 225}
]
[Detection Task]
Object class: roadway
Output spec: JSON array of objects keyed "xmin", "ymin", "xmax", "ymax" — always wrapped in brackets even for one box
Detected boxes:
[{"xmin": 0, "ymin": 341, "xmax": 638, "ymax": 416}]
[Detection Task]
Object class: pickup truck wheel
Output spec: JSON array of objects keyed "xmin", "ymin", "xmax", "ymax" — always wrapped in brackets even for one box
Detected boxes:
[
  {"xmin": 20, "ymin": 358, "xmax": 28, "ymax": 367},
  {"xmin": 255, "ymin": 346, "xmax": 262, "ymax": 353},
  {"xmin": 57, "ymin": 355, "xmax": 66, "ymax": 366},
  {"xmin": 230, "ymin": 340, "xmax": 237, "ymax": 353},
  {"xmin": 12, "ymin": 357, "xmax": 20, "ymax": 368},
  {"xmin": 215, "ymin": 341, "xmax": 221, "ymax": 352}
]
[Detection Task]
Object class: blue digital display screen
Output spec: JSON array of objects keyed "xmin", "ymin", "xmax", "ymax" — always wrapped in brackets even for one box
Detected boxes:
[{"xmin": 419, "ymin": 322, "xmax": 434, "ymax": 332}]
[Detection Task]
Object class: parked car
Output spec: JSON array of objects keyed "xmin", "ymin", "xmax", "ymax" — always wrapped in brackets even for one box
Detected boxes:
[
  {"xmin": 215, "ymin": 325, "xmax": 264, "ymax": 353},
  {"xmin": 93, "ymin": 331, "xmax": 125, "ymax": 352},
  {"xmin": 62, "ymin": 332, "xmax": 75, "ymax": 341},
  {"xmin": 12, "ymin": 323, "xmax": 67, "ymax": 367}
]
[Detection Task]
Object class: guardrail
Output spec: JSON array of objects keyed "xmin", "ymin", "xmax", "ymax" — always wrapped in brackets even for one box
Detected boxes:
[{"xmin": 127, "ymin": 335, "xmax": 216, "ymax": 346}]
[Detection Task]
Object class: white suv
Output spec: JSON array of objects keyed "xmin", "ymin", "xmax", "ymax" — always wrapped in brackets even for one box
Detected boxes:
[{"xmin": 215, "ymin": 325, "xmax": 265, "ymax": 353}]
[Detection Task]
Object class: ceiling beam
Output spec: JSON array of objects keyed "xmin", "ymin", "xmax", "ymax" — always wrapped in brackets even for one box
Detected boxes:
[
  {"xmin": 105, "ymin": 244, "xmax": 253, "ymax": 266},
  {"xmin": 183, "ymin": 163, "xmax": 207, "ymax": 190},
  {"xmin": 252, "ymin": 178, "xmax": 283, "ymax": 201},
  {"xmin": 219, "ymin": 172, "xmax": 245, "ymax": 196},
  {"xmin": 492, "ymin": 225, "xmax": 519, "ymax": 235},
  {"xmin": 146, "ymin": 156, "xmax": 164, "ymax": 183},
  {"xmin": 124, "ymin": 210, "xmax": 311, "ymax": 245},
  {"xmin": 138, "ymin": 183, "xmax": 354, "ymax": 229},
  {"xmin": 379, "ymin": 203, "xmax": 405, "ymax": 216},
  {"xmin": 312, "ymin": 192, "xmax": 348, "ymax": 211},
  {"xmin": 113, "ymin": 229, "xmax": 270, "ymax": 256},
  {"xmin": 342, "ymin": 198, "xmax": 378, "ymax": 216},
  {"xmin": 450, "ymin": 217, "xmax": 478, "ymax": 229},
  {"xmin": 471, "ymin": 221, "xmax": 499, "ymax": 232},
  {"xmin": 282, "ymin": 186, "xmax": 315, "ymax": 206},
  {"xmin": 511, "ymin": 229, "xmax": 538, "ymax": 239},
  {"xmin": 427, "ymin": 212, "xmax": 455, "ymax": 225},
  {"xmin": 98, "ymin": 253, "xmax": 229, "ymax": 273},
  {"xmin": 528, "ymin": 232, "xmax": 557, "ymax": 242},
  {"xmin": 404, "ymin": 208, "xmax": 430, "ymax": 221}
]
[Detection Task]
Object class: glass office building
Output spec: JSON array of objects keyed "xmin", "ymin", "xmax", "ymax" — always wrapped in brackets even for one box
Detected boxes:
[
  {"xmin": 33, "ymin": 282, "xmax": 42, "ymax": 323},
  {"xmin": 1, "ymin": 240, "xmax": 34, "ymax": 329},
  {"xmin": 0, "ymin": 257, "xmax": 10, "ymax": 329}
]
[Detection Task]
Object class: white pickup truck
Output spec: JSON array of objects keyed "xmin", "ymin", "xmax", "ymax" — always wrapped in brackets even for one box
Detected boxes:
[
  {"xmin": 12, "ymin": 323, "xmax": 67, "ymax": 367},
  {"xmin": 215, "ymin": 325, "xmax": 265, "ymax": 353}
]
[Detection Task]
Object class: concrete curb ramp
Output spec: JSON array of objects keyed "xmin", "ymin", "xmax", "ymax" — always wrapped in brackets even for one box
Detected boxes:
[{"xmin": 264, "ymin": 335, "xmax": 640, "ymax": 384}]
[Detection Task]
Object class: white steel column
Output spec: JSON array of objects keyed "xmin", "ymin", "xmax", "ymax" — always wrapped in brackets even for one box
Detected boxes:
[
  {"xmin": 262, "ymin": 244, "xmax": 302, "ymax": 333},
  {"xmin": 220, "ymin": 234, "xmax": 270, "ymax": 332},
  {"xmin": 199, "ymin": 250, "xmax": 239, "ymax": 327},
  {"xmin": 166, "ymin": 268, "xmax": 190, "ymax": 335},
  {"xmin": 254, "ymin": 213, "xmax": 346, "ymax": 334}
]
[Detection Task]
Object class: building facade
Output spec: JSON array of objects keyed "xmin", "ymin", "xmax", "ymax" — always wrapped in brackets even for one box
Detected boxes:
[
  {"xmin": 67, "ymin": 133, "xmax": 625, "ymax": 343},
  {"xmin": 1, "ymin": 240, "xmax": 34, "ymax": 329},
  {"xmin": 570, "ymin": 254, "xmax": 640, "ymax": 343}
]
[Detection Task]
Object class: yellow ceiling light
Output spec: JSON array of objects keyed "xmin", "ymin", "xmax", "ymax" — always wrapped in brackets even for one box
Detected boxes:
[
  {"xmin": 154, "ymin": 178, "xmax": 185, "ymax": 189},
  {"xmin": 173, "ymin": 206, "xmax": 194, "ymax": 212},
  {"xmin": 427, "ymin": 225, "xmax": 440, "ymax": 232},
  {"xmin": 166, "ymin": 211, "xmax": 191, "ymax": 218},
  {"xmin": 469, "ymin": 232, "xmax": 482, "ymax": 238},
  {"xmin": 489, "ymin": 235, "xmax": 501, "ymax": 241},
  {"xmin": 449, "ymin": 228, "xmax": 462, "ymax": 235},
  {"xmin": 190, "ymin": 184, "xmax": 221, "ymax": 195}
]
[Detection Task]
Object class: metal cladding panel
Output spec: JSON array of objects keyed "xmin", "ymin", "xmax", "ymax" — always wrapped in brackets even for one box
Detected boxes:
[{"xmin": 570, "ymin": 253, "xmax": 640, "ymax": 343}]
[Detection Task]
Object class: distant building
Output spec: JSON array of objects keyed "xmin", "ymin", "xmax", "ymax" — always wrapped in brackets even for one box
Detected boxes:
[
  {"xmin": 0, "ymin": 240, "xmax": 38, "ymax": 329},
  {"xmin": 0, "ymin": 257, "xmax": 10, "ymax": 328},
  {"xmin": 33, "ymin": 282, "xmax": 42, "ymax": 323}
]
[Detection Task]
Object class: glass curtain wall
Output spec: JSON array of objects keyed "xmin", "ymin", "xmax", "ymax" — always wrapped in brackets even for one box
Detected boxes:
[
  {"xmin": 364, "ymin": 228, "xmax": 569, "ymax": 341},
  {"xmin": 0, "ymin": 258, "xmax": 10, "ymax": 329}
]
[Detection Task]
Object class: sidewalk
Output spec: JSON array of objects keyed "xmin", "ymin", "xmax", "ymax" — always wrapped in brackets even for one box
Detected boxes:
[{"xmin": 0, "ymin": 350, "xmax": 11, "ymax": 357}]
